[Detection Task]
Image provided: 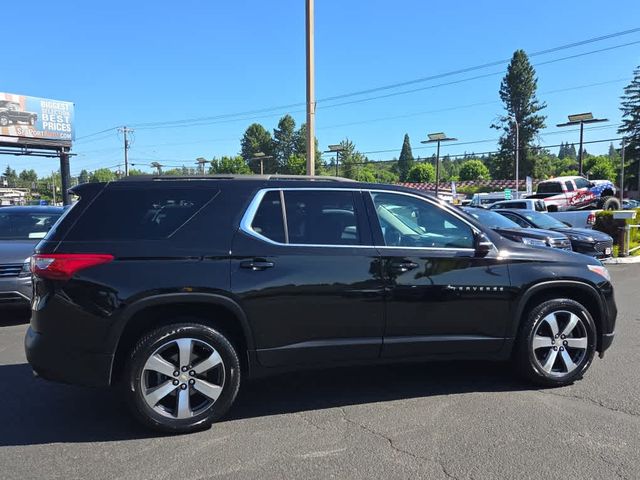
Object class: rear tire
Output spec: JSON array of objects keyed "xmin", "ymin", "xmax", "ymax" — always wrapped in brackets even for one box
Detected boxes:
[
  {"xmin": 123, "ymin": 321, "xmax": 241, "ymax": 433},
  {"xmin": 515, "ymin": 299, "xmax": 597, "ymax": 387}
]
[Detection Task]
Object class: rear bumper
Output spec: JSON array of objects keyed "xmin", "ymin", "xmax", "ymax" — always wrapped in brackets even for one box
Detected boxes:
[{"xmin": 24, "ymin": 326, "xmax": 113, "ymax": 387}]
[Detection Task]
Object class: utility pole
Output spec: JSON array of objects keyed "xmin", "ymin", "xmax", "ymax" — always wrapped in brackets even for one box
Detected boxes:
[
  {"xmin": 118, "ymin": 126, "xmax": 133, "ymax": 176},
  {"xmin": 305, "ymin": 0, "xmax": 316, "ymax": 176},
  {"xmin": 620, "ymin": 137, "xmax": 625, "ymax": 205},
  {"xmin": 51, "ymin": 171, "xmax": 56, "ymax": 206}
]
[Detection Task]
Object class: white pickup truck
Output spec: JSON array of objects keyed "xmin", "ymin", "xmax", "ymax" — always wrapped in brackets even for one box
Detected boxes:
[
  {"xmin": 528, "ymin": 175, "xmax": 619, "ymax": 211},
  {"xmin": 489, "ymin": 197, "xmax": 598, "ymax": 228}
]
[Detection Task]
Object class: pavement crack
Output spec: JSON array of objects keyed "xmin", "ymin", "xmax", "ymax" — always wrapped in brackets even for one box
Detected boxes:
[
  {"xmin": 338, "ymin": 407, "xmax": 459, "ymax": 479},
  {"xmin": 536, "ymin": 389, "xmax": 639, "ymax": 418}
]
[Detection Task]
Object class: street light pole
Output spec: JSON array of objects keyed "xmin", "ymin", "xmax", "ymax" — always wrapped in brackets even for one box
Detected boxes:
[
  {"xmin": 305, "ymin": 0, "xmax": 316, "ymax": 176},
  {"xmin": 620, "ymin": 137, "xmax": 626, "ymax": 204},
  {"xmin": 325, "ymin": 144, "xmax": 345, "ymax": 177},
  {"xmin": 509, "ymin": 116, "xmax": 519, "ymax": 197},
  {"xmin": 557, "ymin": 112, "xmax": 608, "ymax": 176},
  {"xmin": 421, "ymin": 133, "xmax": 457, "ymax": 199}
]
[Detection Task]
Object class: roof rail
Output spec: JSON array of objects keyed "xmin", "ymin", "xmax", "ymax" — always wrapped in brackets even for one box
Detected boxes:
[{"xmin": 117, "ymin": 174, "xmax": 356, "ymax": 182}]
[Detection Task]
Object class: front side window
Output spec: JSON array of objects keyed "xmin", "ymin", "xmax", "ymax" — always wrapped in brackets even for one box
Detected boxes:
[
  {"xmin": 574, "ymin": 177, "xmax": 591, "ymax": 189},
  {"xmin": 565, "ymin": 181, "xmax": 575, "ymax": 192},
  {"xmin": 371, "ymin": 192, "xmax": 473, "ymax": 249}
]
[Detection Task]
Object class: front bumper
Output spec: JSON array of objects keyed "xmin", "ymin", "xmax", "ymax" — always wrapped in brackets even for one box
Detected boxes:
[
  {"xmin": 0, "ymin": 276, "xmax": 31, "ymax": 307},
  {"xmin": 572, "ymin": 240, "xmax": 613, "ymax": 259},
  {"xmin": 25, "ymin": 326, "xmax": 114, "ymax": 388}
]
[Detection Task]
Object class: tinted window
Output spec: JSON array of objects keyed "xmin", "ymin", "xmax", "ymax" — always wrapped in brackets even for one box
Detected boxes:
[
  {"xmin": 574, "ymin": 177, "xmax": 591, "ymax": 189},
  {"xmin": 565, "ymin": 181, "xmax": 575, "ymax": 192},
  {"xmin": 520, "ymin": 211, "xmax": 567, "ymax": 229},
  {"xmin": 537, "ymin": 182, "xmax": 563, "ymax": 194},
  {"xmin": 500, "ymin": 213, "xmax": 530, "ymax": 228},
  {"xmin": 372, "ymin": 192, "xmax": 473, "ymax": 248},
  {"xmin": 463, "ymin": 208, "xmax": 521, "ymax": 229},
  {"xmin": 0, "ymin": 210, "xmax": 62, "ymax": 240},
  {"xmin": 535, "ymin": 200, "xmax": 547, "ymax": 212},
  {"xmin": 251, "ymin": 191, "xmax": 285, "ymax": 243},
  {"xmin": 284, "ymin": 190, "xmax": 359, "ymax": 245},
  {"xmin": 65, "ymin": 187, "xmax": 215, "ymax": 240}
]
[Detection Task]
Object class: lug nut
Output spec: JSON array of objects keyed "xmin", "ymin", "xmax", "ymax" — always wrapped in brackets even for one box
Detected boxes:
[
  {"xmin": 555, "ymin": 334, "xmax": 559, "ymax": 338},
  {"xmin": 561, "ymin": 334, "xmax": 566, "ymax": 339},
  {"xmin": 173, "ymin": 371, "xmax": 180, "ymax": 377},
  {"xmin": 553, "ymin": 346, "xmax": 558, "ymax": 351},
  {"xmin": 189, "ymin": 370, "xmax": 195, "ymax": 376},
  {"xmin": 560, "ymin": 347, "xmax": 565, "ymax": 351},
  {"xmin": 180, "ymin": 383, "xmax": 188, "ymax": 390},
  {"xmin": 563, "ymin": 341, "xmax": 568, "ymax": 346},
  {"xmin": 172, "ymin": 379, "xmax": 179, "ymax": 386},
  {"xmin": 189, "ymin": 379, "xmax": 195, "ymax": 385},
  {"xmin": 181, "ymin": 366, "xmax": 189, "ymax": 372}
]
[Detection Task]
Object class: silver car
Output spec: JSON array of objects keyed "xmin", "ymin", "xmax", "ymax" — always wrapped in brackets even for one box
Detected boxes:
[{"xmin": 0, "ymin": 206, "xmax": 63, "ymax": 307}]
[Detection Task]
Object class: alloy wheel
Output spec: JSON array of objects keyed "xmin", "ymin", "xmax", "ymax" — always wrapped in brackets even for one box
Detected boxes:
[
  {"xmin": 140, "ymin": 337, "xmax": 225, "ymax": 419},
  {"xmin": 531, "ymin": 310, "xmax": 588, "ymax": 377}
]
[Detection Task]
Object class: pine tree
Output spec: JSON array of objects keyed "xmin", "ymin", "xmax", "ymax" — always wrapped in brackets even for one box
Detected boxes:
[
  {"xmin": 240, "ymin": 123, "xmax": 274, "ymax": 173},
  {"xmin": 619, "ymin": 65, "xmax": 640, "ymax": 190},
  {"xmin": 558, "ymin": 142, "xmax": 566, "ymax": 159},
  {"xmin": 273, "ymin": 114, "xmax": 297, "ymax": 169},
  {"xmin": 397, "ymin": 134, "xmax": 415, "ymax": 181},
  {"xmin": 491, "ymin": 50, "xmax": 547, "ymax": 179},
  {"xmin": 567, "ymin": 143, "xmax": 577, "ymax": 160}
]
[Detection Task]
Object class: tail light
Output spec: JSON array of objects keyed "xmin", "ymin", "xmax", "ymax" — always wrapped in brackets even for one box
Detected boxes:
[
  {"xmin": 30, "ymin": 254, "xmax": 114, "ymax": 280},
  {"xmin": 587, "ymin": 213, "xmax": 596, "ymax": 226}
]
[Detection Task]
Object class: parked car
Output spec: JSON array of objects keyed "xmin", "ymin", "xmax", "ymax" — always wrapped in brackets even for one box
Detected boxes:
[
  {"xmin": 469, "ymin": 191, "xmax": 525, "ymax": 208},
  {"xmin": 529, "ymin": 176, "xmax": 619, "ymax": 211},
  {"xmin": 26, "ymin": 175, "xmax": 617, "ymax": 433},
  {"xmin": 462, "ymin": 207, "xmax": 572, "ymax": 251},
  {"xmin": 494, "ymin": 209, "xmax": 613, "ymax": 259},
  {"xmin": 489, "ymin": 199, "xmax": 548, "ymax": 212},
  {"xmin": 623, "ymin": 199, "xmax": 640, "ymax": 210},
  {"xmin": 0, "ymin": 206, "xmax": 63, "ymax": 307},
  {"xmin": 0, "ymin": 100, "xmax": 38, "ymax": 127}
]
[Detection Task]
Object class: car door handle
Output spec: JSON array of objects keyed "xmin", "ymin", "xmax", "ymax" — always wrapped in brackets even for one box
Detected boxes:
[
  {"xmin": 240, "ymin": 260, "xmax": 275, "ymax": 271},
  {"xmin": 390, "ymin": 261, "xmax": 419, "ymax": 273}
]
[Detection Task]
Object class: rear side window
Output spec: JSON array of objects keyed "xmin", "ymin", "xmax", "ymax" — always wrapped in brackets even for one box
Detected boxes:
[
  {"xmin": 537, "ymin": 182, "xmax": 562, "ymax": 194},
  {"xmin": 251, "ymin": 191, "xmax": 285, "ymax": 243},
  {"xmin": 284, "ymin": 190, "xmax": 359, "ymax": 245},
  {"xmin": 565, "ymin": 181, "xmax": 575, "ymax": 192},
  {"xmin": 64, "ymin": 187, "xmax": 216, "ymax": 240},
  {"xmin": 535, "ymin": 201, "xmax": 547, "ymax": 212}
]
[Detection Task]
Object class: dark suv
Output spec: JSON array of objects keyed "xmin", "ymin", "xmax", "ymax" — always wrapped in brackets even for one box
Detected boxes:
[{"xmin": 25, "ymin": 176, "xmax": 617, "ymax": 433}]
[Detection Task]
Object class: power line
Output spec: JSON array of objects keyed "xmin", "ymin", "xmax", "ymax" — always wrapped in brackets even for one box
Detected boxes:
[
  {"xmin": 74, "ymin": 127, "xmax": 119, "ymax": 142},
  {"xmin": 119, "ymin": 28, "xmax": 640, "ymax": 131}
]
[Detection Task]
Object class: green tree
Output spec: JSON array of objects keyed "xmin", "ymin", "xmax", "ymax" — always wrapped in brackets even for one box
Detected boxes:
[
  {"xmin": 283, "ymin": 153, "xmax": 306, "ymax": 175},
  {"xmin": 3, "ymin": 166, "xmax": 17, "ymax": 187},
  {"xmin": 459, "ymin": 159, "xmax": 491, "ymax": 181},
  {"xmin": 558, "ymin": 142, "xmax": 567, "ymax": 159},
  {"xmin": 407, "ymin": 163, "xmax": 435, "ymax": 183},
  {"xmin": 273, "ymin": 114, "xmax": 297, "ymax": 169},
  {"xmin": 566, "ymin": 143, "xmax": 577, "ymax": 161},
  {"xmin": 128, "ymin": 168, "xmax": 146, "ymax": 176},
  {"xmin": 90, "ymin": 168, "xmax": 117, "ymax": 182},
  {"xmin": 293, "ymin": 122, "xmax": 323, "ymax": 174},
  {"xmin": 240, "ymin": 123, "xmax": 274, "ymax": 172},
  {"xmin": 210, "ymin": 156, "xmax": 251, "ymax": 174},
  {"xmin": 586, "ymin": 156, "xmax": 616, "ymax": 181},
  {"xmin": 78, "ymin": 169, "xmax": 90, "ymax": 184},
  {"xmin": 491, "ymin": 49, "xmax": 547, "ymax": 179},
  {"xmin": 619, "ymin": 65, "xmax": 640, "ymax": 190},
  {"xmin": 18, "ymin": 169, "xmax": 38, "ymax": 187},
  {"xmin": 371, "ymin": 167, "xmax": 399, "ymax": 184},
  {"xmin": 397, "ymin": 133, "xmax": 414, "ymax": 181}
]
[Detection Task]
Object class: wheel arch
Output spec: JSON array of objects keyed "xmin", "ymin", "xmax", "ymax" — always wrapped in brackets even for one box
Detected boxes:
[
  {"xmin": 512, "ymin": 281, "xmax": 605, "ymax": 351},
  {"xmin": 109, "ymin": 293, "xmax": 254, "ymax": 385}
]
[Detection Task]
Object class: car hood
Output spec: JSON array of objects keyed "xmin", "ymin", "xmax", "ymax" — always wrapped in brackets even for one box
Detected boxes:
[
  {"xmin": 492, "ymin": 227, "xmax": 566, "ymax": 241},
  {"xmin": 552, "ymin": 227, "xmax": 611, "ymax": 241},
  {"xmin": 0, "ymin": 240, "xmax": 38, "ymax": 264}
]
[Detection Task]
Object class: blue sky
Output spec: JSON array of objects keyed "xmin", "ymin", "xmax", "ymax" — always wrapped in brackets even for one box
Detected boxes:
[{"xmin": 3, "ymin": 0, "xmax": 640, "ymax": 177}]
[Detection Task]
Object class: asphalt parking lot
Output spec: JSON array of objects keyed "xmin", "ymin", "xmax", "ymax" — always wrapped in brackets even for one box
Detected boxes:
[{"xmin": 1, "ymin": 264, "xmax": 638, "ymax": 480}]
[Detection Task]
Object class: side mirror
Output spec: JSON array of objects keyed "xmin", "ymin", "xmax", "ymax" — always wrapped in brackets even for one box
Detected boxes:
[{"xmin": 475, "ymin": 232, "xmax": 494, "ymax": 257}]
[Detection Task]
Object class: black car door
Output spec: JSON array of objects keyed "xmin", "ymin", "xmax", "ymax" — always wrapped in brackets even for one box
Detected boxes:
[
  {"xmin": 364, "ymin": 190, "xmax": 511, "ymax": 358},
  {"xmin": 230, "ymin": 188, "xmax": 385, "ymax": 367}
]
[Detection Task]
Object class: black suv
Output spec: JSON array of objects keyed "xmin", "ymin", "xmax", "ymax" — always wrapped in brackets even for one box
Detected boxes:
[{"xmin": 25, "ymin": 176, "xmax": 617, "ymax": 433}]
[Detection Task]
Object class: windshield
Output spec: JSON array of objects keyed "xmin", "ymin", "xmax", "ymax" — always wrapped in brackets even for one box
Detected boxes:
[
  {"xmin": 463, "ymin": 208, "xmax": 521, "ymax": 229},
  {"xmin": 0, "ymin": 211, "xmax": 62, "ymax": 240},
  {"xmin": 520, "ymin": 211, "xmax": 566, "ymax": 229}
]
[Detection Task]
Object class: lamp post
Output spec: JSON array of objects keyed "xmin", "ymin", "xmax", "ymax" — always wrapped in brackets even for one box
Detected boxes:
[
  {"xmin": 620, "ymin": 137, "xmax": 626, "ymax": 205},
  {"xmin": 556, "ymin": 112, "xmax": 608, "ymax": 176},
  {"xmin": 421, "ymin": 132, "xmax": 457, "ymax": 198},
  {"xmin": 325, "ymin": 144, "xmax": 345, "ymax": 177},
  {"xmin": 250, "ymin": 152, "xmax": 273, "ymax": 175}
]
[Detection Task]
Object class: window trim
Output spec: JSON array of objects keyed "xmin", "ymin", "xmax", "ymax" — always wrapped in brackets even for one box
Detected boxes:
[{"xmin": 240, "ymin": 188, "xmax": 482, "ymax": 252}]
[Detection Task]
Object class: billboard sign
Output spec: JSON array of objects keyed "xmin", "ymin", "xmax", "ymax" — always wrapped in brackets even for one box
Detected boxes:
[{"xmin": 0, "ymin": 92, "xmax": 74, "ymax": 145}]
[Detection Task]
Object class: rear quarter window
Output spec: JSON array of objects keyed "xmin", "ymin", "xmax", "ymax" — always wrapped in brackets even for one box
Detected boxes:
[{"xmin": 63, "ymin": 186, "xmax": 217, "ymax": 241}]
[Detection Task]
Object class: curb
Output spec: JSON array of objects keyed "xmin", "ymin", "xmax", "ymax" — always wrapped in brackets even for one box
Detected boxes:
[{"xmin": 602, "ymin": 256, "xmax": 640, "ymax": 264}]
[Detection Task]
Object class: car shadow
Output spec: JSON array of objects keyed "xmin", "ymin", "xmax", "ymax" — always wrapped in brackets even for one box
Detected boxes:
[
  {"xmin": 0, "ymin": 360, "xmax": 531, "ymax": 447},
  {"xmin": 0, "ymin": 308, "xmax": 30, "ymax": 327}
]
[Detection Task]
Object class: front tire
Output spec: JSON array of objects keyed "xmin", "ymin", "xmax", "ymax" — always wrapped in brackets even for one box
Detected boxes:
[
  {"xmin": 123, "ymin": 322, "xmax": 241, "ymax": 433},
  {"xmin": 515, "ymin": 299, "xmax": 597, "ymax": 387}
]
